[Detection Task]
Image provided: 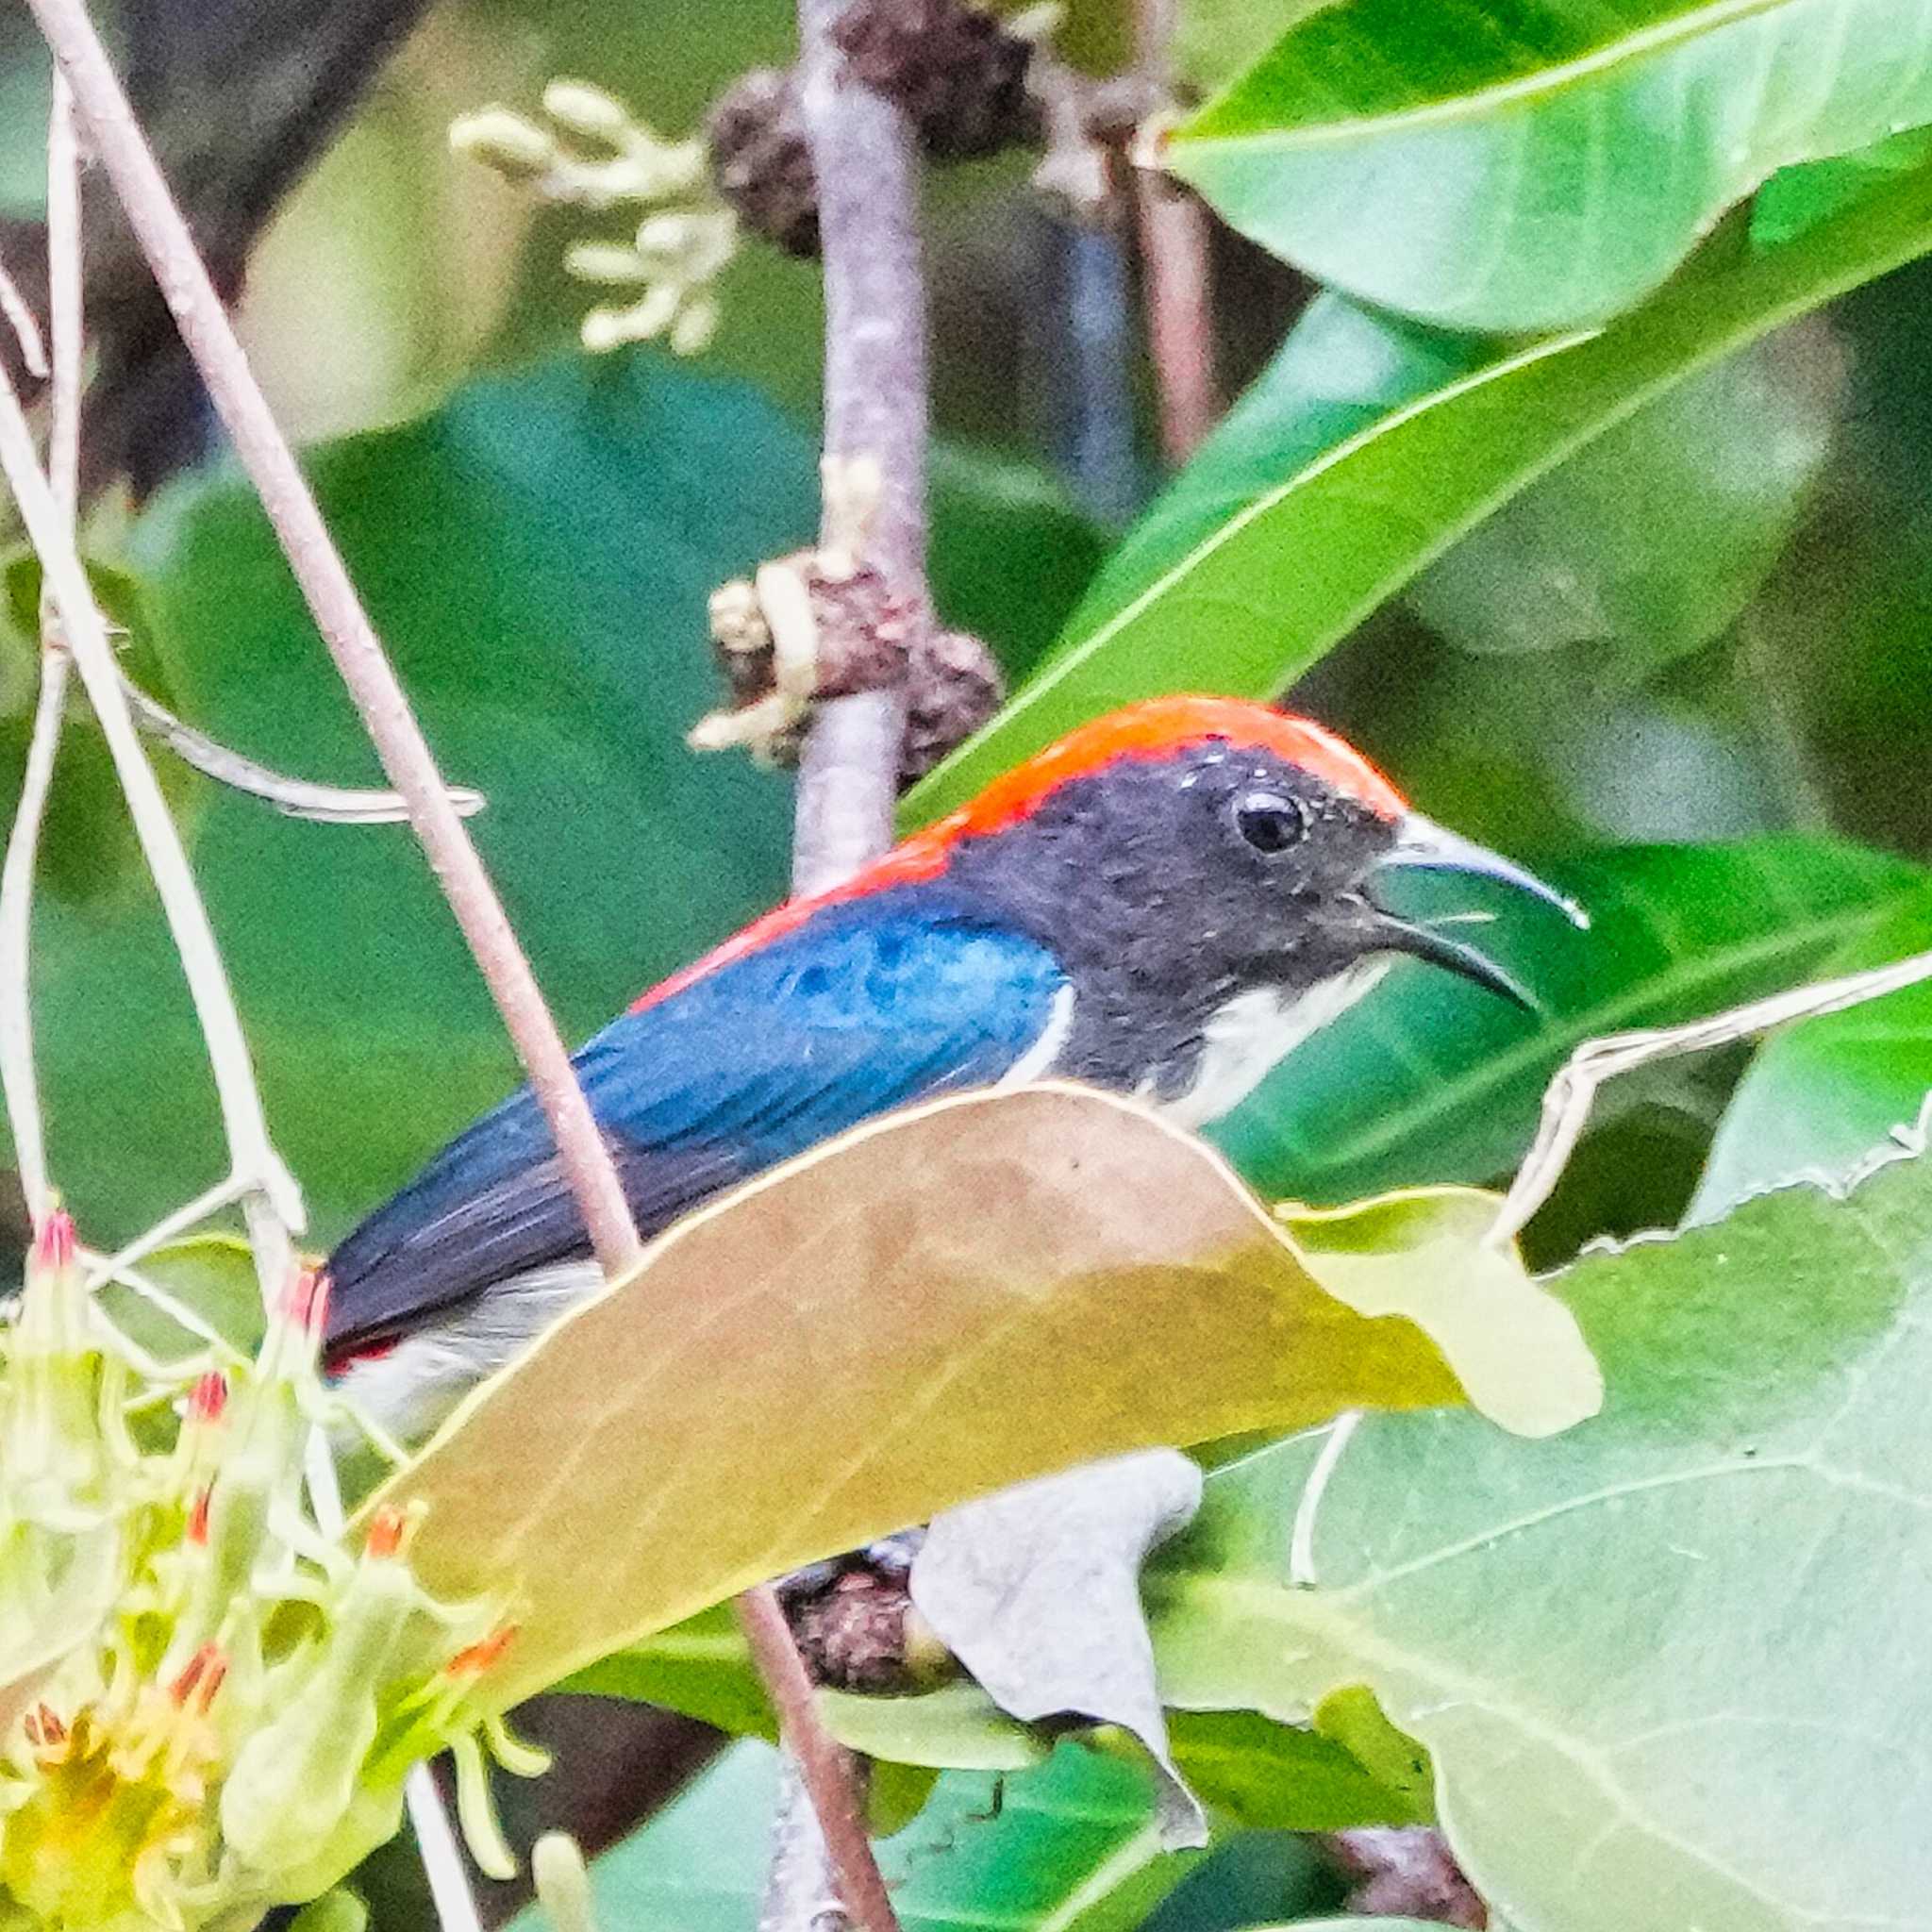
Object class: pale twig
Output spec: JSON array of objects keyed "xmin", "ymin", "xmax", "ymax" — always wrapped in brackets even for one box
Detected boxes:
[
  {"xmin": 1132, "ymin": 178, "xmax": 1220, "ymax": 463},
  {"xmin": 1492, "ymin": 946, "xmax": 1932, "ymax": 1246},
  {"xmin": 0, "ymin": 79, "xmax": 85, "ymax": 1229},
  {"xmin": 121, "ymin": 673, "xmax": 487, "ymax": 824},
  {"xmin": 1129, "ymin": 0, "xmax": 1219, "ymax": 463},
  {"xmin": 0, "ymin": 353, "xmax": 305, "ymax": 1248},
  {"xmin": 740, "ymin": 0, "xmax": 934, "ymax": 1919},
  {"xmin": 0, "ymin": 650, "xmax": 68, "ymax": 1227},
  {"xmin": 46, "ymin": 72, "xmax": 81, "ymax": 519},
  {"xmin": 738, "ymin": 1586, "xmax": 899, "ymax": 1932},
  {"xmin": 23, "ymin": 0, "xmax": 643, "ymax": 1282},
  {"xmin": 0, "ymin": 262, "xmax": 48, "ymax": 379}
]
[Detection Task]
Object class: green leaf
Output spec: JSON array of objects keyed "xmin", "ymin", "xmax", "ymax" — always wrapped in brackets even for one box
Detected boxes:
[
  {"xmin": 95, "ymin": 1233, "xmax": 263, "ymax": 1364},
  {"xmin": 928, "ymin": 445, "xmax": 1107, "ymax": 679},
  {"xmin": 905, "ymin": 158, "xmax": 1932, "ymax": 819},
  {"xmin": 559, "ymin": 1604, "xmax": 779, "ymax": 1741},
  {"xmin": 0, "ymin": 556, "xmax": 201, "ymax": 909},
  {"xmin": 20, "ymin": 353, "xmax": 808, "ymax": 1245},
  {"xmin": 1167, "ymin": 0, "xmax": 1932, "ymax": 330},
  {"xmin": 1693, "ymin": 894, "xmax": 1932, "ymax": 1217},
  {"xmin": 1212, "ymin": 836, "xmax": 1928, "ymax": 1203},
  {"xmin": 571, "ymin": 1620, "xmax": 1431, "ymax": 1830},
  {"xmin": 1146, "ymin": 1132, "xmax": 1932, "ymax": 1930},
  {"xmin": 505, "ymin": 1740, "xmax": 1205, "ymax": 1932},
  {"xmin": 1408, "ymin": 327, "xmax": 1837, "ymax": 666},
  {"xmin": 367, "ymin": 1087, "xmax": 1599, "ymax": 1707}
]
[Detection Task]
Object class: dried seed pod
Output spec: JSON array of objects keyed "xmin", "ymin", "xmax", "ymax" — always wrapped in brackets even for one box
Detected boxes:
[
  {"xmin": 706, "ymin": 69, "xmax": 820, "ymax": 258},
  {"xmin": 833, "ymin": 0, "xmax": 1039, "ymax": 160}
]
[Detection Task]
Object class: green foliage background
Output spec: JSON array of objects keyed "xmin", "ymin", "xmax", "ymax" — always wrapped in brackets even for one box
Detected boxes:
[{"xmin": 10, "ymin": 0, "xmax": 1932, "ymax": 1929}]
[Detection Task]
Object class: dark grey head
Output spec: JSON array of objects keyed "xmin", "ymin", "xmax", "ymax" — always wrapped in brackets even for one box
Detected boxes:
[{"xmin": 934, "ymin": 703, "xmax": 1583, "ymax": 1123}]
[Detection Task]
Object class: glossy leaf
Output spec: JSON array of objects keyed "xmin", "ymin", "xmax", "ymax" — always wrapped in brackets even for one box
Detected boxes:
[
  {"xmin": 1407, "ymin": 327, "xmax": 1838, "ymax": 665},
  {"xmin": 1213, "ymin": 837, "xmax": 1928, "ymax": 1203},
  {"xmin": 571, "ymin": 1617, "xmax": 1430, "ymax": 1830},
  {"xmin": 1167, "ymin": 0, "xmax": 1932, "ymax": 330},
  {"xmin": 10, "ymin": 355, "xmax": 1094, "ymax": 1246},
  {"xmin": 1146, "ymin": 1132, "xmax": 1932, "ymax": 1930},
  {"xmin": 1692, "ymin": 894, "xmax": 1932, "ymax": 1217},
  {"xmin": 362, "ymin": 1087, "xmax": 1599, "ymax": 1707},
  {"xmin": 907, "ymin": 159, "xmax": 1932, "ymax": 819},
  {"xmin": 504, "ymin": 1740, "xmax": 1205, "ymax": 1932}
]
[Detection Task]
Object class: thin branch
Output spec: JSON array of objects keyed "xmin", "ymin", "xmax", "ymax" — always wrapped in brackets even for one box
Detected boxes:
[
  {"xmin": 1131, "ymin": 0, "xmax": 1220, "ymax": 462},
  {"xmin": 1493, "ymin": 944, "xmax": 1932, "ymax": 1246},
  {"xmin": 738, "ymin": 1586, "xmax": 898, "ymax": 1932},
  {"xmin": 0, "ymin": 650, "xmax": 68, "ymax": 1226},
  {"xmin": 121, "ymin": 673, "xmax": 487, "ymax": 824},
  {"xmin": 22, "ymin": 0, "xmax": 642, "ymax": 1282},
  {"xmin": 47, "ymin": 73, "xmax": 82, "ymax": 519},
  {"xmin": 1, "ymin": 79, "xmax": 95, "ymax": 1226},
  {"xmin": 741, "ymin": 3, "xmax": 935, "ymax": 1924},
  {"xmin": 0, "ymin": 262, "xmax": 48, "ymax": 379},
  {"xmin": 791, "ymin": 0, "xmax": 924, "ymax": 897},
  {"xmin": 1133, "ymin": 178, "xmax": 1221, "ymax": 462},
  {"xmin": 0, "ymin": 318, "xmax": 304, "ymax": 1251}
]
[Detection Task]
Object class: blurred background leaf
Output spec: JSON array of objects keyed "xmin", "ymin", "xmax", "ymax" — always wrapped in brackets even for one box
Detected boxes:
[{"xmin": 909, "ymin": 158, "xmax": 1932, "ymax": 818}]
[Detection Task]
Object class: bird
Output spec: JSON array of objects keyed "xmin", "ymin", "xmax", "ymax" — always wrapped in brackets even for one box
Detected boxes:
[{"xmin": 322, "ymin": 694, "xmax": 1585, "ymax": 1441}]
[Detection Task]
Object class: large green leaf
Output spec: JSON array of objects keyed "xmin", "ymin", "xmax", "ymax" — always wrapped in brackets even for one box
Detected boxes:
[
  {"xmin": 1167, "ymin": 0, "xmax": 1932, "ymax": 331},
  {"xmin": 1407, "ymin": 327, "xmax": 1837, "ymax": 667},
  {"xmin": 504, "ymin": 1740, "xmax": 1208, "ymax": 1932},
  {"xmin": 9, "ymin": 355, "xmax": 1093, "ymax": 1246},
  {"xmin": 1693, "ymin": 895, "xmax": 1932, "ymax": 1217},
  {"xmin": 906, "ymin": 159, "xmax": 1932, "ymax": 820},
  {"xmin": 21, "ymin": 354, "xmax": 806, "ymax": 1244},
  {"xmin": 575, "ymin": 1623, "xmax": 1429, "ymax": 1831},
  {"xmin": 1213, "ymin": 836, "xmax": 1926, "ymax": 1203},
  {"xmin": 367, "ymin": 1088, "xmax": 1598, "ymax": 1707},
  {"xmin": 1145, "ymin": 1132, "xmax": 1932, "ymax": 1931}
]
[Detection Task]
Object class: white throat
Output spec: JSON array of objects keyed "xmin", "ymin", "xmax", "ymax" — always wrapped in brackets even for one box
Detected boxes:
[{"xmin": 1153, "ymin": 958, "xmax": 1393, "ymax": 1131}]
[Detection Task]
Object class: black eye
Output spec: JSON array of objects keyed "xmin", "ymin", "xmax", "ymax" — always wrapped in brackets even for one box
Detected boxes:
[{"xmin": 1234, "ymin": 791, "xmax": 1308, "ymax": 855}]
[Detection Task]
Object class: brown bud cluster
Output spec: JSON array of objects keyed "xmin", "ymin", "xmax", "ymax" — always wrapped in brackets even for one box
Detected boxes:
[
  {"xmin": 700, "ymin": 552, "xmax": 1003, "ymax": 787},
  {"xmin": 832, "ymin": 0, "xmax": 1037, "ymax": 160},
  {"xmin": 707, "ymin": 70, "xmax": 820, "ymax": 258},
  {"xmin": 708, "ymin": 0, "xmax": 1038, "ymax": 257}
]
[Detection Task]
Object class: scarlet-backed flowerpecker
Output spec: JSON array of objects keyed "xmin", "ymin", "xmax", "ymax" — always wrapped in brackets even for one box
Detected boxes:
[{"xmin": 324, "ymin": 695, "xmax": 1582, "ymax": 1437}]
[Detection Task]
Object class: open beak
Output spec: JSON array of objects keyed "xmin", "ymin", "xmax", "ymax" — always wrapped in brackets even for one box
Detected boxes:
[{"xmin": 1367, "ymin": 814, "xmax": 1588, "ymax": 1011}]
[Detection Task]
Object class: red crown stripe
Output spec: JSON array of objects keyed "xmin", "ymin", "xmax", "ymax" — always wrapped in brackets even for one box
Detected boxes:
[{"xmin": 635, "ymin": 698, "xmax": 1406, "ymax": 1012}]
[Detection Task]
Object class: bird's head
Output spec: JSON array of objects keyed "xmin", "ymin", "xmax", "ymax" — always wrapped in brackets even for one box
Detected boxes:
[{"xmin": 921, "ymin": 696, "xmax": 1587, "ymax": 1122}]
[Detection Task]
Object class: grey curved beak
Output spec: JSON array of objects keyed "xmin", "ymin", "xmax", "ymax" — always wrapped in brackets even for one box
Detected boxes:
[{"xmin": 1369, "ymin": 814, "xmax": 1588, "ymax": 1011}]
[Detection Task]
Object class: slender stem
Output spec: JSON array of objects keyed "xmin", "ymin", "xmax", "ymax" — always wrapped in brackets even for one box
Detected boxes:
[
  {"xmin": 738, "ymin": 1586, "xmax": 899, "ymax": 1932},
  {"xmin": 47, "ymin": 73, "xmax": 81, "ymax": 519},
  {"xmin": 0, "ymin": 651, "xmax": 68, "ymax": 1227},
  {"xmin": 22, "ymin": 0, "xmax": 643, "ymax": 1282},
  {"xmin": 0, "ymin": 80, "xmax": 101, "ymax": 1226},
  {"xmin": 0, "ymin": 332, "xmax": 304, "ymax": 1249},
  {"xmin": 1132, "ymin": 0, "xmax": 1220, "ymax": 462},
  {"xmin": 790, "ymin": 0, "xmax": 926, "ymax": 897},
  {"xmin": 1134, "ymin": 178, "xmax": 1221, "ymax": 462}
]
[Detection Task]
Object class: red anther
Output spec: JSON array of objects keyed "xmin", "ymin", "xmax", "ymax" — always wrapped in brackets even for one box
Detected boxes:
[
  {"xmin": 32, "ymin": 1208, "xmax": 76, "ymax": 1272},
  {"xmin": 444, "ymin": 1625, "xmax": 517, "ymax": 1678},
  {"xmin": 188, "ymin": 1372, "xmax": 228, "ymax": 1424},
  {"xmin": 364, "ymin": 1504, "xmax": 409, "ymax": 1560},
  {"xmin": 282, "ymin": 1268, "xmax": 327, "ymax": 1333},
  {"xmin": 24, "ymin": 1703, "xmax": 65, "ymax": 1748},
  {"xmin": 187, "ymin": 1486, "xmax": 211, "ymax": 1545},
  {"xmin": 169, "ymin": 1642, "xmax": 225, "ymax": 1708}
]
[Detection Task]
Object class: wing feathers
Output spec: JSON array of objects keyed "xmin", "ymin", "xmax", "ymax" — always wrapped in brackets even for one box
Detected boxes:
[{"xmin": 323, "ymin": 895, "xmax": 1065, "ymax": 1357}]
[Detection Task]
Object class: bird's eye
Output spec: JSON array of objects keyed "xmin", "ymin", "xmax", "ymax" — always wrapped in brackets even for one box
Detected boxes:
[{"xmin": 1233, "ymin": 791, "xmax": 1308, "ymax": 855}]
